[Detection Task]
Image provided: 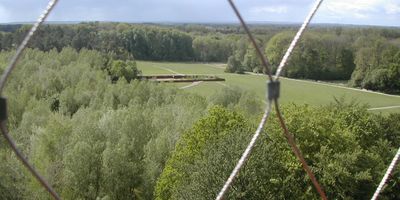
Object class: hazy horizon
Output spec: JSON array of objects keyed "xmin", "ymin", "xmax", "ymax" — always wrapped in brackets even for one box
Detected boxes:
[
  {"xmin": 0, "ymin": 0, "xmax": 399, "ymax": 27},
  {"xmin": 1, "ymin": 21, "xmax": 400, "ymax": 29}
]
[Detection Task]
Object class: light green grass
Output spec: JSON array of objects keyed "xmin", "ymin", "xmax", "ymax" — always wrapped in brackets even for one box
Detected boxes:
[
  {"xmin": 138, "ymin": 61, "xmax": 223, "ymax": 75},
  {"xmin": 137, "ymin": 61, "xmax": 400, "ymax": 114}
]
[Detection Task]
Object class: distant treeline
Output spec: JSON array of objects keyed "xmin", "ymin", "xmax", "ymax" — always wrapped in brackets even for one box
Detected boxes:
[
  {"xmin": 0, "ymin": 24, "xmax": 21, "ymax": 32},
  {"xmin": 226, "ymin": 26, "xmax": 400, "ymax": 94},
  {"xmin": 0, "ymin": 23, "xmax": 399, "ymax": 93}
]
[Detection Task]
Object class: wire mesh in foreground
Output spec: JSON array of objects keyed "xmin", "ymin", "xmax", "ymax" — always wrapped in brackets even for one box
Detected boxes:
[
  {"xmin": 371, "ymin": 147, "xmax": 400, "ymax": 200},
  {"xmin": 216, "ymin": 0, "xmax": 327, "ymax": 200},
  {"xmin": 0, "ymin": 122, "xmax": 61, "ymax": 200},
  {"xmin": 216, "ymin": 0, "xmax": 327, "ymax": 199},
  {"xmin": 0, "ymin": 0, "xmax": 61, "ymax": 199},
  {"xmin": 274, "ymin": 0, "xmax": 323, "ymax": 81},
  {"xmin": 215, "ymin": 101, "xmax": 273, "ymax": 200},
  {"xmin": 274, "ymin": 100, "xmax": 327, "ymax": 199},
  {"xmin": 0, "ymin": 0, "xmax": 397, "ymax": 199},
  {"xmin": 0, "ymin": 0, "xmax": 59, "ymax": 93}
]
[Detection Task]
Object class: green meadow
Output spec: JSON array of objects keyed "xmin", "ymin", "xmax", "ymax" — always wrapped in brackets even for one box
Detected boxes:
[{"xmin": 137, "ymin": 61, "xmax": 400, "ymax": 114}]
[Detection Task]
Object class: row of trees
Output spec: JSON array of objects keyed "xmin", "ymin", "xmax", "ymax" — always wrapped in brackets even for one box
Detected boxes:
[
  {"xmin": 2, "ymin": 23, "xmax": 399, "ymax": 93},
  {"xmin": 350, "ymin": 36, "xmax": 400, "ymax": 93},
  {"xmin": 225, "ymin": 28, "xmax": 400, "ymax": 94},
  {"xmin": 264, "ymin": 31, "xmax": 356, "ymax": 80},
  {"xmin": 0, "ymin": 23, "xmax": 233, "ymax": 62}
]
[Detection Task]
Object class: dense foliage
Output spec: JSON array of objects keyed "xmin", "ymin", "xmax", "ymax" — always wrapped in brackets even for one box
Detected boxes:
[
  {"xmin": 0, "ymin": 23, "xmax": 194, "ymax": 61},
  {"xmin": 0, "ymin": 48, "xmax": 209, "ymax": 199},
  {"xmin": 0, "ymin": 23, "xmax": 399, "ymax": 199},
  {"xmin": 265, "ymin": 31, "xmax": 356, "ymax": 80},
  {"xmin": 350, "ymin": 36, "xmax": 400, "ymax": 93},
  {"xmin": 229, "ymin": 27, "xmax": 400, "ymax": 94},
  {"xmin": 156, "ymin": 103, "xmax": 400, "ymax": 200},
  {"xmin": 1, "ymin": 23, "xmax": 399, "ymax": 93},
  {"xmin": 0, "ymin": 48, "xmax": 266, "ymax": 199}
]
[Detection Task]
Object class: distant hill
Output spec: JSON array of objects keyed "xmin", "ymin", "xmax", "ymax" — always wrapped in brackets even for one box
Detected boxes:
[{"xmin": 1, "ymin": 21, "xmax": 399, "ymax": 29}]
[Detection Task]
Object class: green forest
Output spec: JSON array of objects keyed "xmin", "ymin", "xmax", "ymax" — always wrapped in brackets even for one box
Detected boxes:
[
  {"xmin": 1, "ymin": 23, "xmax": 399, "ymax": 93},
  {"xmin": 0, "ymin": 23, "xmax": 399, "ymax": 200}
]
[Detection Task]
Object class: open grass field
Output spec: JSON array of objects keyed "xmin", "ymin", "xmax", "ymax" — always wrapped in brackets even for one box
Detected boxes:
[{"xmin": 137, "ymin": 61, "xmax": 400, "ymax": 114}]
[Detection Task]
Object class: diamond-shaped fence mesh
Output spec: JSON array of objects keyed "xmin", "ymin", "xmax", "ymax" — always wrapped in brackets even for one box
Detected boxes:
[{"xmin": 0, "ymin": 0, "xmax": 398, "ymax": 200}]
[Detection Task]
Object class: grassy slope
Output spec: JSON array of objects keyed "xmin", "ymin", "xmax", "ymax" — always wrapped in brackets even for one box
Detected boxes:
[{"xmin": 137, "ymin": 61, "xmax": 400, "ymax": 114}]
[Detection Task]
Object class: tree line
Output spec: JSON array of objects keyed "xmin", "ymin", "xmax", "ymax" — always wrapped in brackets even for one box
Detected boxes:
[
  {"xmin": 226, "ymin": 27, "xmax": 400, "ymax": 94},
  {"xmin": 1, "ymin": 23, "xmax": 399, "ymax": 94}
]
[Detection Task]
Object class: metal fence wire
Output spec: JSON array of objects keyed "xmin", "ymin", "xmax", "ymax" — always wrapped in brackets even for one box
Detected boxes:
[{"xmin": 0, "ymin": 0, "xmax": 398, "ymax": 200}]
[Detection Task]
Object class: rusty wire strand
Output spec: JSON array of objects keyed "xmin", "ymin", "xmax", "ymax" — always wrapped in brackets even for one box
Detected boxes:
[
  {"xmin": 274, "ymin": 100, "xmax": 328, "ymax": 200},
  {"xmin": 226, "ymin": 0, "xmax": 273, "ymax": 81},
  {"xmin": 270, "ymin": 0, "xmax": 327, "ymax": 198},
  {"xmin": 0, "ymin": 0, "xmax": 60, "ymax": 199},
  {"xmin": 0, "ymin": 122, "xmax": 61, "ymax": 200},
  {"xmin": 215, "ymin": 1, "xmax": 277, "ymax": 199},
  {"xmin": 0, "ymin": 0, "xmax": 396, "ymax": 199},
  {"xmin": 217, "ymin": 0, "xmax": 327, "ymax": 199}
]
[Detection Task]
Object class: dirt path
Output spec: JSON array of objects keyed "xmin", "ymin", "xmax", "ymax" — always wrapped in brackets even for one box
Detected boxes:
[
  {"xmin": 368, "ymin": 105, "xmax": 400, "ymax": 111},
  {"xmin": 155, "ymin": 66, "xmax": 184, "ymax": 75},
  {"xmin": 180, "ymin": 81, "xmax": 203, "ymax": 89},
  {"xmin": 245, "ymin": 72, "xmax": 400, "ymax": 99},
  {"xmin": 206, "ymin": 63, "xmax": 226, "ymax": 69},
  {"xmin": 281, "ymin": 77, "xmax": 400, "ymax": 98},
  {"xmin": 216, "ymin": 82, "xmax": 229, "ymax": 87}
]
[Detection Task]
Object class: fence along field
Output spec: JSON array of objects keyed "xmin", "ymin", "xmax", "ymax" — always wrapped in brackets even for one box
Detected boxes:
[{"xmin": 137, "ymin": 61, "xmax": 400, "ymax": 114}]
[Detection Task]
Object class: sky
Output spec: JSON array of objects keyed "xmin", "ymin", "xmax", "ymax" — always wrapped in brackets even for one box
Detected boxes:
[{"xmin": 0, "ymin": 0, "xmax": 399, "ymax": 27}]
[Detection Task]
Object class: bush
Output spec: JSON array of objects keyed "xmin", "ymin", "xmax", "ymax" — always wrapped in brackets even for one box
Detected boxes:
[{"xmin": 109, "ymin": 60, "xmax": 141, "ymax": 82}]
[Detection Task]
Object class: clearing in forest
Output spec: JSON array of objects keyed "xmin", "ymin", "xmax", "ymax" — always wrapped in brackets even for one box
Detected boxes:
[{"xmin": 137, "ymin": 61, "xmax": 400, "ymax": 114}]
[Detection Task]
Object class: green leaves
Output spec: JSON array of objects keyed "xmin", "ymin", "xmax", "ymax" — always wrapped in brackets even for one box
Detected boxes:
[
  {"xmin": 155, "ymin": 106, "xmax": 251, "ymax": 200},
  {"xmin": 265, "ymin": 32, "xmax": 355, "ymax": 80},
  {"xmin": 0, "ymin": 47, "xmax": 210, "ymax": 199},
  {"xmin": 156, "ymin": 104, "xmax": 400, "ymax": 200},
  {"xmin": 351, "ymin": 37, "xmax": 400, "ymax": 94},
  {"xmin": 109, "ymin": 60, "xmax": 141, "ymax": 82}
]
